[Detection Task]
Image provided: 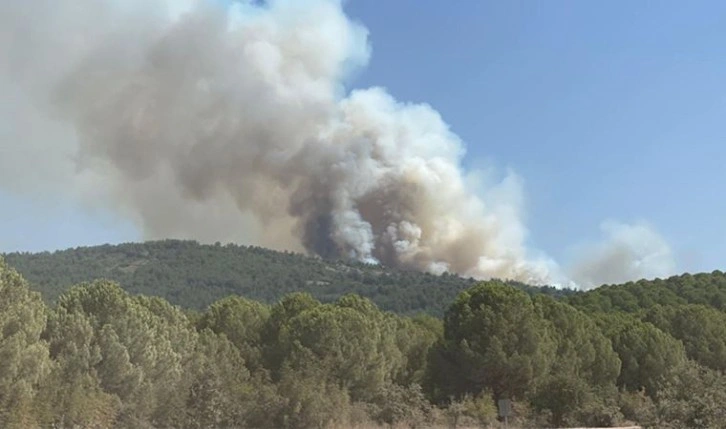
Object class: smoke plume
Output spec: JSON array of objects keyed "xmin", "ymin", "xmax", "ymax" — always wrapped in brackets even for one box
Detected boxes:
[
  {"xmin": 570, "ymin": 221, "xmax": 676, "ymax": 289},
  {"xmin": 0, "ymin": 0, "xmax": 676, "ymax": 287}
]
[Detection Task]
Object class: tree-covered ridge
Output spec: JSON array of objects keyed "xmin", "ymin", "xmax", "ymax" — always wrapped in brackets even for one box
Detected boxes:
[
  {"xmin": 3, "ymin": 240, "xmax": 570, "ymax": 316},
  {"xmin": 2, "ymin": 256, "xmax": 726, "ymax": 428},
  {"xmin": 568, "ymin": 270, "xmax": 726, "ymax": 313}
]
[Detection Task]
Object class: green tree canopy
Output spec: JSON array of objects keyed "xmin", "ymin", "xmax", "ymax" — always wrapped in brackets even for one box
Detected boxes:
[
  {"xmin": 51, "ymin": 281, "xmax": 196, "ymax": 427},
  {"xmin": 441, "ymin": 281, "xmax": 556, "ymax": 400},
  {"xmin": 596, "ymin": 313, "xmax": 686, "ymax": 395},
  {"xmin": 279, "ymin": 298, "xmax": 400, "ymax": 401},
  {"xmin": 0, "ymin": 258, "xmax": 52, "ymax": 428},
  {"xmin": 197, "ymin": 296, "xmax": 270, "ymax": 371},
  {"xmin": 644, "ymin": 304, "xmax": 726, "ymax": 371},
  {"xmin": 534, "ymin": 295, "xmax": 620, "ymax": 387}
]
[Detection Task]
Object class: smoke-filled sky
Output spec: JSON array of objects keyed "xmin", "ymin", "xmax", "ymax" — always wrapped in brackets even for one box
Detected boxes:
[{"xmin": 2, "ymin": 0, "xmax": 725, "ymax": 289}]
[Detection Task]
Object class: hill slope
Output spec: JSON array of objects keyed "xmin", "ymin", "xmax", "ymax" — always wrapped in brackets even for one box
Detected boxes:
[
  {"xmin": 6, "ymin": 240, "xmax": 726, "ymax": 316},
  {"xmin": 568, "ymin": 270, "xmax": 726, "ymax": 313},
  {"xmin": 4, "ymin": 240, "xmax": 569, "ymax": 315}
]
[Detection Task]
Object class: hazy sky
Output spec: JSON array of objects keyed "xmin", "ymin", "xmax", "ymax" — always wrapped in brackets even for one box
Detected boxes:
[{"xmin": 2, "ymin": 0, "xmax": 725, "ymax": 278}]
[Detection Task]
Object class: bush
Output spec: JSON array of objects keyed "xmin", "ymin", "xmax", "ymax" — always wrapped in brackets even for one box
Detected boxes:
[{"xmin": 445, "ymin": 391, "xmax": 497, "ymax": 428}]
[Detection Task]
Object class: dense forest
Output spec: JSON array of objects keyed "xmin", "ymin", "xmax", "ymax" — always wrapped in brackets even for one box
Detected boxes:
[
  {"xmin": 3, "ymin": 240, "xmax": 570, "ymax": 316},
  {"xmin": 2, "ymin": 245, "xmax": 726, "ymax": 428}
]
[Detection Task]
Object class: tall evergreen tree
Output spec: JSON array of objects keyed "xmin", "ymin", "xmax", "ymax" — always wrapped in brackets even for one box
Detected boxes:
[{"xmin": 0, "ymin": 259, "xmax": 52, "ymax": 427}]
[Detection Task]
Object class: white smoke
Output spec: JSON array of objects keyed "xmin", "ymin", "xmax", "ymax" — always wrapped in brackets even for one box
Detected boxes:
[
  {"xmin": 570, "ymin": 221, "xmax": 677, "ymax": 289},
  {"xmin": 0, "ymin": 0, "xmax": 675, "ymax": 287}
]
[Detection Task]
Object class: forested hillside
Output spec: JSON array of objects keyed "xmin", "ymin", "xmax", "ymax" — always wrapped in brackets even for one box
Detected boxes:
[
  {"xmin": 2, "ymin": 256, "xmax": 726, "ymax": 428},
  {"xmin": 3, "ymin": 240, "xmax": 569, "ymax": 315},
  {"xmin": 568, "ymin": 270, "xmax": 726, "ymax": 312}
]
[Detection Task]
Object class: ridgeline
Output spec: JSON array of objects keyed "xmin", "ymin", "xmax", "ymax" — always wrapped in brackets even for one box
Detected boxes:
[{"xmin": 3, "ymin": 239, "xmax": 570, "ymax": 316}]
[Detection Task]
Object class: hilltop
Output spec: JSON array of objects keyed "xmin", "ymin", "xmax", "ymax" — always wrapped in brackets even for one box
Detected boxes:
[
  {"xmin": 567, "ymin": 269, "xmax": 726, "ymax": 312},
  {"xmin": 3, "ymin": 240, "xmax": 570, "ymax": 315},
  {"xmin": 6, "ymin": 240, "xmax": 726, "ymax": 317}
]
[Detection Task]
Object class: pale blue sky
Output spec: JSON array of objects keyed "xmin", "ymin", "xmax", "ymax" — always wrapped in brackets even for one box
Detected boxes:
[{"xmin": 2, "ymin": 1, "xmax": 725, "ymax": 276}]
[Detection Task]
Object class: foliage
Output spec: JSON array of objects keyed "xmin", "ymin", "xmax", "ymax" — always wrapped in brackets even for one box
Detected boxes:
[
  {"xmin": 534, "ymin": 295, "xmax": 621, "ymax": 387},
  {"xmin": 597, "ymin": 313, "xmax": 686, "ymax": 395},
  {"xmin": 196, "ymin": 296, "xmax": 270, "ymax": 371},
  {"xmin": 370, "ymin": 383, "xmax": 432, "ymax": 428},
  {"xmin": 643, "ymin": 304, "xmax": 726, "ymax": 371},
  {"xmin": 0, "ymin": 258, "xmax": 52, "ymax": 428},
  {"xmin": 655, "ymin": 360, "xmax": 726, "ymax": 429},
  {"xmin": 3, "ymin": 240, "xmax": 573, "ymax": 316},
  {"xmin": 569, "ymin": 270, "xmax": 726, "ymax": 312},
  {"xmin": 445, "ymin": 391, "xmax": 498, "ymax": 428},
  {"xmin": 439, "ymin": 281, "xmax": 556, "ymax": 400},
  {"xmin": 1, "ymin": 255, "xmax": 726, "ymax": 428}
]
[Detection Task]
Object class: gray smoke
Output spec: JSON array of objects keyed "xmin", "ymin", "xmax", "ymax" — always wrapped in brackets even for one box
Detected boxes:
[
  {"xmin": 0, "ymin": 0, "xmax": 676, "ymax": 287},
  {"xmin": 570, "ymin": 221, "xmax": 676, "ymax": 290}
]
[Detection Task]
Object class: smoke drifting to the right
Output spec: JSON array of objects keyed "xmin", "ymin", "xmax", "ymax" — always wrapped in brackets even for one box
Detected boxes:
[
  {"xmin": 570, "ymin": 221, "xmax": 676, "ymax": 290},
  {"xmin": 0, "ymin": 0, "xmax": 676, "ymax": 288}
]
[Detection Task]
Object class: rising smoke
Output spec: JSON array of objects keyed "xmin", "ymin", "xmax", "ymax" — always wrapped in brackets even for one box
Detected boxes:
[
  {"xmin": 570, "ymin": 221, "xmax": 677, "ymax": 290},
  {"xmin": 0, "ymin": 0, "xmax": 675, "ymax": 287}
]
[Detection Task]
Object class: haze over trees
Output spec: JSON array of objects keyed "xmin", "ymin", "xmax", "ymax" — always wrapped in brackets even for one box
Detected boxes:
[{"xmin": 2, "ymin": 243, "xmax": 726, "ymax": 428}]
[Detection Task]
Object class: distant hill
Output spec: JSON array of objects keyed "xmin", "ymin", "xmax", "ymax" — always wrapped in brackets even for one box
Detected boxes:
[
  {"xmin": 567, "ymin": 270, "xmax": 726, "ymax": 313},
  {"xmin": 5, "ymin": 240, "xmax": 726, "ymax": 316},
  {"xmin": 3, "ymin": 240, "xmax": 571, "ymax": 315}
]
